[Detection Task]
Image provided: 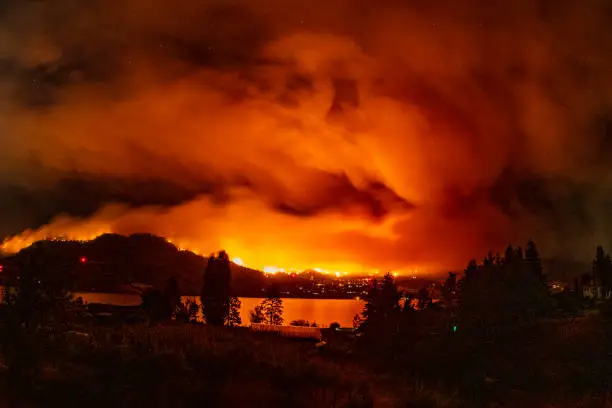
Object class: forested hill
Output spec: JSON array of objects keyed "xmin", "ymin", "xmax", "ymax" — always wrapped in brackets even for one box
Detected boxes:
[{"xmin": 1, "ymin": 233, "xmax": 267, "ymax": 296}]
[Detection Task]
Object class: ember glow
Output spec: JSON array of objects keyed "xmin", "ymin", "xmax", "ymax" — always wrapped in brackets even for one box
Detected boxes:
[{"xmin": 1, "ymin": 1, "xmax": 612, "ymax": 274}]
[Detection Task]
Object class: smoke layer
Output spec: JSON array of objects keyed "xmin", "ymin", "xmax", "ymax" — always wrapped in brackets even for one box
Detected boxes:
[{"xmin": 1, "ymin": 0, "xmax": 612, "ymax": 273}]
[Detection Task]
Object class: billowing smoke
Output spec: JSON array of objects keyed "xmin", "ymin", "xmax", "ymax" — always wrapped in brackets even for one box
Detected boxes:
[{"xmin": 1, "ymin": 0, "xmax": 612, "ymax": 274}]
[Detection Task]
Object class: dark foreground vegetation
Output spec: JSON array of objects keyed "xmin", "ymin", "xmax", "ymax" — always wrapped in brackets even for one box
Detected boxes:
[{"xmin": 1, "ymin": 238, "xmax": 612, "ymax": 407}]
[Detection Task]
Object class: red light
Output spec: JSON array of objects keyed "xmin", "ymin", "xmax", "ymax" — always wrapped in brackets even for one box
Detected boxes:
[
  {"xmin": 80, "ymin": 257, "xmax": 87, "ymax": 264},
  {"xmin": 0, "ymin": 265, "xmax": 3, "ymax": 272}
]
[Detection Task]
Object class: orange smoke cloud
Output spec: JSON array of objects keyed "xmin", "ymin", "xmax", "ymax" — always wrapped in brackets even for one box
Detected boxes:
[{"xmin": 1, "ymin": 0, "xmax": 612, "ymax": 274}]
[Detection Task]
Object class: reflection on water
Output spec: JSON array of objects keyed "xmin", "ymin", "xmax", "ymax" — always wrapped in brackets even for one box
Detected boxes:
[
  {"xmin": 235, "ymin": 297, "xmax": 364, "ymax": 328},
  {"xmin": 74, "ymin": 293, "xmax": 364, "ymax": 328}
]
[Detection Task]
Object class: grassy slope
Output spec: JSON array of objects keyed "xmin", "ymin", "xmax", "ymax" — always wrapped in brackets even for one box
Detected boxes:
[{"xmin": 2, "ymin": 314, "xmax": 612, "ymax": 407}]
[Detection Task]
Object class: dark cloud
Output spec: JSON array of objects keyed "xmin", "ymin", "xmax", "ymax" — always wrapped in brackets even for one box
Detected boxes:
[{"xmin": 274, "ymin": 177, "xmax": 413, "ymax": 219}]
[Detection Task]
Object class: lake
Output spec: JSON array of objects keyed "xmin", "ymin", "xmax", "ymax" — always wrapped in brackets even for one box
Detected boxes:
[{"xmin": 76, "ymin": 292, "xmax": 365, "ymax": 328}]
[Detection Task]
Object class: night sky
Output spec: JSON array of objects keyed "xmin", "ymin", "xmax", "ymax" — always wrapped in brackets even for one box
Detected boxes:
[{"xmin": 1, "ymin": 0, "xmax": 612, "ymax": 273}]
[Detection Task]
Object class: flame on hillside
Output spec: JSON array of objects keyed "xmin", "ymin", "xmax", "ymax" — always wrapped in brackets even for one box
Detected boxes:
[
  {"xmin": 0, "ymin": 201, "xmax": 415, "ymax": 275},
  {"xmin": 0, "ymin": 230, "xmax": 396, "ymax": 277}
]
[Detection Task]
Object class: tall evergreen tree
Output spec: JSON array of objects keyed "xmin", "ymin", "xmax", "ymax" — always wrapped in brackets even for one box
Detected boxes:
[
  {"xmin": 201, "ymin": 250, "xmax": 231, "ymax": 326},
  {"xmin": 441, "ymin": 272, "xmax": 458, "ymax": 314},
  {"xmin": 225, "ymin": 296, "xmax": 242, "ymax": 327},
  {"xmin": 261, "ymin": 284, "xmax": 284, "ymax": 325},
  {"xmin": 249, "ymin": 305, "xmax": 265, "ymax": 324},
  {"xmin": 593, "ymin": 246, "xmax": 612, "ymax": 291},
  {"xmin": 359, "ymin": 273, "xmax": 401, "ymax": 337},
  {"xmin": 164, "ymin": 276, "xmax": 182, "ymax": 316},
  {"xmin": 525, "ymin": 240, "xmax": 545, "ymax": 285},
  {"xmin": 524, "ymin": 240, "xmax": 551, "ymax": 315},
  {"xmin": 458, "ymin": 240, "xmax": 553, "ymax": 335},
  {"xmin": 360, "ymin": 277, "xmax": 379, "ymax": 332},
  {"xmin": 417, "ymin": 287, "xmax": 432, "ymax": 311}
]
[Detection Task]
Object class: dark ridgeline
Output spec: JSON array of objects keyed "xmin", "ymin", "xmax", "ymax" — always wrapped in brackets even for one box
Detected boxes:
[
  {"xmin": 0, "ymin": 233, "xmax": 268, "ymax": 296},
  {"xmin": 0, "ymin": 233, "xmax": 381, "ymax": 298}
]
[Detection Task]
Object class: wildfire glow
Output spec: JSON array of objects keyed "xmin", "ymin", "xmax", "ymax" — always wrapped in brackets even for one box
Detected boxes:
[
  {"xmin": 0, "ymin": 228, "xmax": 401, "ymax": 277},
  {"xmin": 1, "ymin": 0, "xmax": 608, "ymax": 275}
]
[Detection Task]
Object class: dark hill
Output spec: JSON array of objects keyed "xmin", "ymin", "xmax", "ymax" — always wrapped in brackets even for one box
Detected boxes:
[{"xmin": 2, "ymin": 233, "xmax": 266, "ymax": 296}]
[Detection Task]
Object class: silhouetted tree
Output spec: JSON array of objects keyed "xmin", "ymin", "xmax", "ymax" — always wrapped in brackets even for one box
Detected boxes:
[
  {"xmin": 441, "ymin": 272, "xmax": 459, "ymax": 318},
  {"xmin": 522, "ymin": 240, "xmax": 553, "ymax": 317},
  {"xmin": 249, "ymin": 305, "xmax": 265, "ymax": 324},
  {"xmin": 141, "ymin": 288, "xmax": 173, "ymax": 323},
  {"xmin": 593, "ymin": 246, "xmax": 612, "ymax": 292},
  {"xmin": 141, "ymin": 276, "xmax": 185, "ymax": 323},
  {"xmin": 175, "ymin": 298, "xmax": 200, "ymax": 323},
  {"xmin": 201, "ymin": 250, "xmax": 231, "ymax": 326},
  {"xmin": 417, "ymin": 287, "xmax": 432, "ymax": 311},
  {"xmin": 290, "ymin": 319, "xmax": 312, "ymax": 326},
  {"xmin": 458, "ymin": 240, "xmax": 553, "ymax": 336},
  {"xmin": 225, "ymin": 296, "xmax": 242, "ymax": 327},
  {"xmin": 525, "ymin": 240, "xmax": 544, "ymax": 284},
  {"xmin": 289, "ymin": 319, "xmax": 317, "ymax": 327},
  {"xmin": 360, "ymin": 278, "xmax": 379, "ymax": 328},
  {"xmin": 261, "ymin": 284, "xmax": 284, "ymax": 325},
  {"xmin": 0, "ymin": 243, "xmax": 80, "ymax": 402},
  {"xmin": 352, "ymin": 313, "xmax": 363, "ymax": 329},
  {"xmin": 1, "ymin": 243, "xmax": 78, "ymax": 330},
  {"xmin": 359, "ymin": 273, "xmax": 401, "ymax": 337},
  {"xmin": 164, "ymin": 276, "xmax": 182, "ymax": 316}
]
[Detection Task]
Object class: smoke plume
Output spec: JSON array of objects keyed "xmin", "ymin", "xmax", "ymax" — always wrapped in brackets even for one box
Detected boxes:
[{"xmin": 1, "ymin": 0, "xmax": 612, "ymax": 274}]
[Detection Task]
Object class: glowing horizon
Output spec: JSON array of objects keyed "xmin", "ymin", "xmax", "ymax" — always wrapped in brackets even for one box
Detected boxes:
[
  {"xmin": 1, "ymin": 0, "xmax": 609, "ymax": 274},
  {"xmin": 0, "ymin": 231, "xmax": 419, "ymax": 277}
]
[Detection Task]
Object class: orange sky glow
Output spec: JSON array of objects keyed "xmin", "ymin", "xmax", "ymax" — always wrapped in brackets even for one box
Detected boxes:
[{"xmin": 1, "ymin": 0, "xmax": 612, "ymax": 275}]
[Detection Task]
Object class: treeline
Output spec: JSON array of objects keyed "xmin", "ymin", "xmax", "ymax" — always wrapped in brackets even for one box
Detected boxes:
[{"xmin": 354, "ymin": 239, "xmax": 612, "ymax": 344}]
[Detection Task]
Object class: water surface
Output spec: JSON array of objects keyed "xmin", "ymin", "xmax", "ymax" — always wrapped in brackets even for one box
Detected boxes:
[{"xmin": 75, "ymin": 292, "xmax": 364, "ymax": 328}]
